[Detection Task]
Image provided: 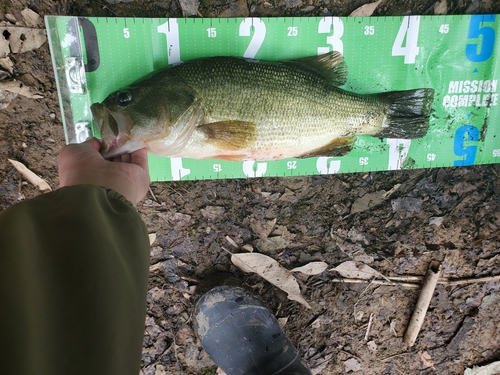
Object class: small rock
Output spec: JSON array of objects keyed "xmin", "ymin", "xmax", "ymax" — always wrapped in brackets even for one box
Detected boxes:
[
  {"xmin": 178, "ymin": 0, "xmax": 200, "ymax": 16},
  {"xmin": 285, "ymin": 0, "xmax": 302, "ymax": 8},
  {"xmin": 5, "ymin": 14, "xmax": 17, "ymax": 24},
  {"xmin": 300, "ymin": 5, "xmax": 315, "ymax": 12},
  {"xmin": 21, "ymin": 8, "xmax": 43, "ymax": 28},
  {"xmin": 434, "ymin": 0, "xmax": 447, "ymax": 15},
  {"xmin": 344, "ymin": 357, "xmax": 362, "ymax": 372},
  {"xmin": 106, "ymin": 0, "xmax": 134, "ymax": 3},
  {"xmin": 253, "ymin": 236, "xmax": 289, "ymax": 254},
  {"xmin": 200, "ymin": 206, "xmax": 225, "ymax": 221}
]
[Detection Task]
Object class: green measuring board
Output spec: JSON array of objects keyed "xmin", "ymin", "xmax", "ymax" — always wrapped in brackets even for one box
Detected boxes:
[{"xmin": 45, "ymin": 15, "xmax": 500, "ymax": 181}]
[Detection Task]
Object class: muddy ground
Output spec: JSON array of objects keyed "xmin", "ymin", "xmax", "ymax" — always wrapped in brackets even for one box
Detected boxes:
[{"xmin": 1, "ymin": 0, "xmax": 500, "ymax": 374}]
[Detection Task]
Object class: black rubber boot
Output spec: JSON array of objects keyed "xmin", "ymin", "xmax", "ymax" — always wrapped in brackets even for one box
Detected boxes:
[{"xmin": 194, "ymin": 285, "xmax": 312, "ymax": 375}]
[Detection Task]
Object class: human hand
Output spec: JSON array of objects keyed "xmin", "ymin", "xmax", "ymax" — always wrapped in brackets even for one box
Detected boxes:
[{"xmin": 58, "ymin": 138, "xmax": 150, "ymax": 206}]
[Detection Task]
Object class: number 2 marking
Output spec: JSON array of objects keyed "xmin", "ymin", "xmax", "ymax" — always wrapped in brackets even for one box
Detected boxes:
[
  {"xmin": 392, "ymin": 16, "xmax": 420, "ymax": 64},
  {"xmin": 239, "ymin": 18, "xmax": 266, "ymax": 59}
]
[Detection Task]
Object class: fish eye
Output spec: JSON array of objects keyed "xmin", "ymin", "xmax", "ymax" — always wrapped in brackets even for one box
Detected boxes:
[{"xmin": 117, "ymin": 90, "xmax": 132, "ymax": 105}]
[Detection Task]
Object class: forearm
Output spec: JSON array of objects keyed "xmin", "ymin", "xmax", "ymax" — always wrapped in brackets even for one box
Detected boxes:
[{"xmin": 0, "ymin": 185, "xmax": 150, "ymax": 375}]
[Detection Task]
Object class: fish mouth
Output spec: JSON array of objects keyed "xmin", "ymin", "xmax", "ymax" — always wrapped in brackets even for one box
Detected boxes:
[{"xmin": 91, "ymin": 103, "xmax": 142, "ymax": 158}]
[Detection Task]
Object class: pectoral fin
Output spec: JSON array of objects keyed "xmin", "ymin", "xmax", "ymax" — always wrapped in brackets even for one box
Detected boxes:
[
  {"xmin": 300, "ymin": 136, "xmax": 355, "ymax": 158},
  {"xmin": 199, "ymin": 120, "xmax": 257, "ymax": 151}
]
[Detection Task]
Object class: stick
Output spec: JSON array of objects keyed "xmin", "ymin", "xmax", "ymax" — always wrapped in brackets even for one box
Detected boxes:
[
  {"xmin": 403, "ymin": 261, "xmax": 442, "ymax": 347},
  {"xmin": 330, "ymin": 278, "xmax": 421, "ymax": 289},
  {"xmin": 364, "ymin": 313, "xmax": 374, "ymax": 341}
]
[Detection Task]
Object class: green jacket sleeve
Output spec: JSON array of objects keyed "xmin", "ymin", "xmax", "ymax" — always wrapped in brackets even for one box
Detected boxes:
[{"xmin": 0, "ymin": 185, "xmax": 150, "ymax": 375}]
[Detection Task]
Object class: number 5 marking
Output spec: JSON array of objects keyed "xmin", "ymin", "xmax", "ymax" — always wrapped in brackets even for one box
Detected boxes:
[
  {"xmin": 318, "ymin": 17, "xmax": 344, "ymax": 55},
  {"xmin": 466, "ymin": 15, "xmax": 496, "ymax": 62},
  {"xmin": 239, "ymin": 18, "xmax": 266, "ymax": 59}
]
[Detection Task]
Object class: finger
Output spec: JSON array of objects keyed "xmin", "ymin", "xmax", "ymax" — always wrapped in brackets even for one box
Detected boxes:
[
  {"xmin": 120, "ymin": 153, "xmax": 132, "ymax": 163},
  {"xmin": 130, "ymin": 148, "xmax": 149, "ymax": 171},
  {"xmin": 84, "ymin": 137, "xmax": 102, "ymax": 152}
]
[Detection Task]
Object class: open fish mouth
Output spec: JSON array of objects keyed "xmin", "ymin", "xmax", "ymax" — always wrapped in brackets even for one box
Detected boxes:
[{"xmin": 90, "ymin": 103, "xmax": 137, "ymax": 158}]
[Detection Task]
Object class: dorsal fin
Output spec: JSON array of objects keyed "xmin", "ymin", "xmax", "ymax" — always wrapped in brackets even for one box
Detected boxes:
[{"xmin": 287, "ymin": 51, "xmax": 348, "ymax": 87}]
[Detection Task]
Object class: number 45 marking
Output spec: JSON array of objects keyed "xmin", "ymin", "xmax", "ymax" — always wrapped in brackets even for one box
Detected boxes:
[{"xmin": 392, "ymin": 16, "xmax": 420, "ymax": 64}]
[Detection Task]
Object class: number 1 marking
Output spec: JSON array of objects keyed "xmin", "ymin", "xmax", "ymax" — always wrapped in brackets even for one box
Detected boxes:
[{"xmin": 157, "ymin": 19, "xmax": 181, "ymax": 64}]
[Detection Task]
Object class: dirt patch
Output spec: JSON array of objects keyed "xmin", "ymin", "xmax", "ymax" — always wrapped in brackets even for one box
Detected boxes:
[{"xmin": 1, "ymin": 0, "xmax": 499, "ymax": 374}]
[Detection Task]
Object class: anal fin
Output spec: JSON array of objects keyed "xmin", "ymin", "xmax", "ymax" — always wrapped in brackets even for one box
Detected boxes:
[
  {"xmin": 199, "ymin": 120, "xmax": 257, "ymax": 151},
  {"xmin": 300, "ymin": 136, "xmax": 355, "ymax": 158}
]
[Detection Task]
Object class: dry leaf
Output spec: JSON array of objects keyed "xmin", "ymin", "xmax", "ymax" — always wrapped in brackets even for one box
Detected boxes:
[
  {"xmin": 350, "ymin": 191, "xmax": 386, "ymax": 214},
  {"xmin": 418, "ymin": 351, "xmax": 435, "ymax": 369},
  {"xmin": 291, "ymin": 261, "xmax": 328, "ymax": 275},
  {"xmin": 0, "ymin": 26, "xmax": 46, "ymax": 54},
  {"xmin": 331, "ymin": 260, "xmax": 383, "ymax": 280},
  {"xmin": 8, "ymin": 159, "xmax": 51, "ymax": 191},
  {"xmin": 225, "ymin": 235, "xmax": 239, "ymax": 248},
  {"xmin": 349, "ymin": 0, "xmax": 383, "ymax": 16},
  {"xmin": 277, "ymin": 317, "xmax": 288, "ymax": 328},
  {"xmin": 464, "ymin": 361, "xmax": 500, "ymax": 375},
  {"xmin": 250, "ymin": 218, "xmax": 277, "ymax": 239},
  {"xmin": 230, "ymin": 252, "xmax": 311, "ymax": 308},
  {"xmin": 0, "ymin": 80, "xmax": 43, "ymax": 99}
]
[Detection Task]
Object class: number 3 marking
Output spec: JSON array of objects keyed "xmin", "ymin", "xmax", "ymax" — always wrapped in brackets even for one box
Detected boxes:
[{"xmin": 318, "ymin": 17, "xmax": 344, "ymax": 55}]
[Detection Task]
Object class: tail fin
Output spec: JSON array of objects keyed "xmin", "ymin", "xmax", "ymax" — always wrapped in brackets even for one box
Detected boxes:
[{"xmin": 376, "ymin": 88, "xmax": 435, "ymax": 139}]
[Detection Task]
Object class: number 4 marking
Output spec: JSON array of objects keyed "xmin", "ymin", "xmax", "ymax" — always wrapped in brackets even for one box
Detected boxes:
[{"xmin": 392, "ymin": 16, "xmax": 420, "ymax": 64}]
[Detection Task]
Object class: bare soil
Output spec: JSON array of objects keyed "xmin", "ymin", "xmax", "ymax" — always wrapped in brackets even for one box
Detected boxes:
[{"xmin": 1, "ymin": 0, "xmax": 499, "ymax": 374}]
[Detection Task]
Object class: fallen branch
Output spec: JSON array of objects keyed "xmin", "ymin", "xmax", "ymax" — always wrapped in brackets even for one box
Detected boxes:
[
  {"xmin": 404, "ymin": 261, "xmax": 442, "ymax": 347},
  {"xmin": 8, "ymin": 158, "xmax": 51, "ymax": 192}
]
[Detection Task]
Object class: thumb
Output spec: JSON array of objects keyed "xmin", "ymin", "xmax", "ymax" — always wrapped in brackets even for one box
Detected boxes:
[{"xmin": 84, "ymin": 137, "xmax": 102, "ymax": 152}]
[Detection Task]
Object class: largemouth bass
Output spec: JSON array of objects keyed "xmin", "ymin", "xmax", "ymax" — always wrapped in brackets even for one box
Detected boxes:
[{"xmin": 91, "ymin": 52, "xmax": 434, "ymax": 160}]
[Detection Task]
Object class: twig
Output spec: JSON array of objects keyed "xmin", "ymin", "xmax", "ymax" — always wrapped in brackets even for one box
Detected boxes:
[
  {"xmin": 364, "ymin": 313, "xmax": 374, "ymax": 341},
  {"xmin": 403, "ymin": 261, "xmax": 442, "ymax": 347},
  {"xmin": 148, "ymin": 187, "xmax": 158, "ymax": 202},
  {"xmin": 380, "ymin": 351, "xmax": 411, "ymax": 362},
  {"xmin": 331, "ymin": 278, "xmax": 420, "ymax": 289},
  {"xmin": 330, "ymin": 274, "xmax": 500, "ymax": 289}
]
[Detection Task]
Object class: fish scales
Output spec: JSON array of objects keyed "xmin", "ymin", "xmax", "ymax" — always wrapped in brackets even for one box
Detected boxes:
[{"xmin": 168, "ymin": 57, "xmax": 384, "ymax": 158}]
